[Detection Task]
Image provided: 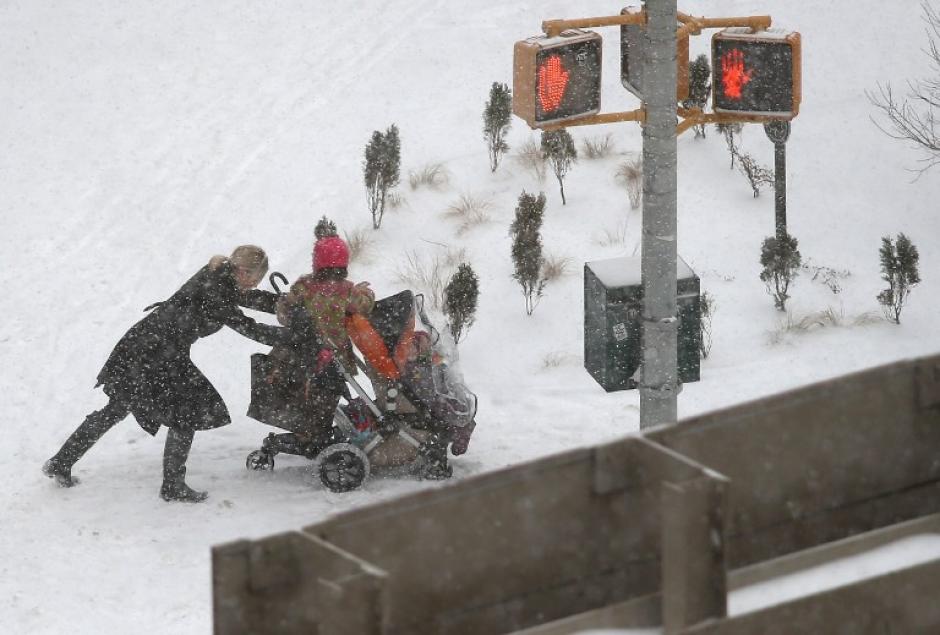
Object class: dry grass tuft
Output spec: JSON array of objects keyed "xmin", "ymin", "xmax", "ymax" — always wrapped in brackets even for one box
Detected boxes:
[
  {"xmin": 514, "ymin": 137, "xmax": 547, "ymax": 181},
  {"xmin": 615, "ymin": 157, "xmax": 643, "ymax": 210},
  {"xmin": 444, "ymin": 193, "xmax": 492, "ymax": 235},
  {"xmin": 593, "ymin": 221, "xmax": 629, "ymax": 247},
  {"xmin": 541, "ymin": 253, "xmax": 573, "ymax": 281},
  {"xmin": 386, "ymin": 192, "xmax": 407, "ymax": 210},
  {"xmin": 408, "ymin": 162, "xmax": 450, "ymax": 191},
  {"xmin": 343, "ymin": 228, "xmax": 371, "ymax": 263},
  {"xmin": 767, "ymin": 306, "xmax": 885, "ymax": 345},
  {"xmin": 541, "ymin": 351, "xmax": 576, "ymax": 369},
  {"xmin": 394, "ymin": 247, "xmax": 465, "ymax": 310},
  {"xmin": 581, "ymin": 133, "xmax": 615, "ymax": 159},
  {"xmin": 852, "ymin": 311, "xmax": 885, "ymax": 326}
]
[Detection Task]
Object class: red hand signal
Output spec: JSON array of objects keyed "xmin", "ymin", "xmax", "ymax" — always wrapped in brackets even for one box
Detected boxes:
[
  {"xmin": 721, "ymin": 48, "xmax": 753, "ymax": 100},
  {"xmin": 537, "ymin": 55, "xmax": 569, "ymax": 113}
]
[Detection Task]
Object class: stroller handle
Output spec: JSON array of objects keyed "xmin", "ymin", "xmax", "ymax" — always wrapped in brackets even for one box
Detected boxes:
[{"xmin": 269, "ymin": 272, "xmax": 289, "ymax": 295}]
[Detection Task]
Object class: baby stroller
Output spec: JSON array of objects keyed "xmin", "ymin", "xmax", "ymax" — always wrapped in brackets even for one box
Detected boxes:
[{"xmin": 245, "ymin": 287, "xmax": 478, "ymax": 493}]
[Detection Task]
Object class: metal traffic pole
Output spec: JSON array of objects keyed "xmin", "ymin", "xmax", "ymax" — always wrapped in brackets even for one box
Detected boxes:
[
  {"xmin": 639, "ymin": 0, "xmax": 680, "ymax": 428},
  {"xmin": 764, "ymin": 120, "xmax": 791, "ymax": 240}
]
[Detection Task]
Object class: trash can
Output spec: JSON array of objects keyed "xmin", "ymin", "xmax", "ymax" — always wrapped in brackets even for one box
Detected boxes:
[{"xmin": 584, "ymin": 255, "xmax": 701, "ymax": 392}]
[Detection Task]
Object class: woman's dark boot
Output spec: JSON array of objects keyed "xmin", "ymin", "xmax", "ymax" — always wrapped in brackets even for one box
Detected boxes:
[
  {"xmin": 160, "ymin": 428, "xmax": 207, "ymax": 503},
  {"xmin": 43, "ymin": 399, "xmax": 129, "ymax": 487},
  {"xmin": 42, "ymin": 459, "xmax": 77, "ymax": 488}
]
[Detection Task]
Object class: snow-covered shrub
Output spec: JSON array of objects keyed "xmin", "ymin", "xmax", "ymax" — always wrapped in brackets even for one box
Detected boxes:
[
  {"xmin": 581, "ymin": 133, "xmax": 615, "ymax": 159},
  {"xmin": 759, "ymin": 233, "xmax": 801, "ymax": 311},
  {"xmin": 615, "ymin": 157, "xmax": 643, "ymax": 210},
  {"xmin": 510, "ymin": 191, "xmax": 547, "ymax": 315},
  {"xmin": 442, "ymin": 263, "xmax": 479, "ymax": 344},
  {"xmin": 700, "ymin": 290, "xmax": 716, "ymax": 359},
  {"xmin": 541, "ymin": 129, "xmax": 577, "ymax": 205},
  {"xmin": 737, "ymin": 152, "xmax": 774, "ymax": 198},
  {"xmin": 514, "ymin": 137, "xmax": 547, "ymax": 181},
  {"xmin": 363, "ymin": 124, "xmax": 401, "ymax": 229},
  {"xmin": 408, "ymin": 162, "xmax": 450, "ymax": 191},
  {"xmin": 483, "ymin": 82, "xmax": 512, "ymax": 173},
  {"xmin": 315, "ymin": 215, "xmax": 338, "ymax": 240},
  {"xmin": 683, "ymin": 54, "xmax": 712, "ymax": 139},
  {"xmin": 877, "ymin": 233, "xmax": 920, "ymax": 324},
  {"xmin": 444, "ymin": 193, "xmax": 492, "ymax": 235}
]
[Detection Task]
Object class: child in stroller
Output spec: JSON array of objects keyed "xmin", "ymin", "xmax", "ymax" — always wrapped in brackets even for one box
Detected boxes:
[{"xmin": 245, "ymin": 288, "xmax": 477, "ymax": 492}]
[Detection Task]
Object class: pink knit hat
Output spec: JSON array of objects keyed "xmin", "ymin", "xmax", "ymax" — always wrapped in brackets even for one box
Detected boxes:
[{"xmin": 313, "ymin": 236, "xmax": 349, "ymax": 271}]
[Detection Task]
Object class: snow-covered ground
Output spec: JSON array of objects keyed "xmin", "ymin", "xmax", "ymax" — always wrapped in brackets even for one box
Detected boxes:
[{"xmin": 2, "ymin": 1, "xmax": 938, "ymax": 632}]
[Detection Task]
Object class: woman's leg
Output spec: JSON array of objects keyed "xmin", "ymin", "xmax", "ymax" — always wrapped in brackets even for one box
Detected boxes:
[
  {"xmin": 160, "ymin": 427, "xmax": 208, "ymax": 503},
  {"xmin": 43, "ymin": 398, "xmax": 130, "ymax": 487}
]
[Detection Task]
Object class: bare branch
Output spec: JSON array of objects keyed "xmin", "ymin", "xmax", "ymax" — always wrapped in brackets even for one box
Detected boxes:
[{"xmin": 868, "ymin": 3, "xmax": 940, "ymax": 174}]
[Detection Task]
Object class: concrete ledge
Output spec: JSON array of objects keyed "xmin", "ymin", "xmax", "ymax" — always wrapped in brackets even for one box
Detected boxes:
[
  {"xmin": 729, "ymin": 511, "xmax": 940, "ymax": 590},
  {"xmin": 508, "ymin": 594, "xmax": 661, "ymax": 635}
]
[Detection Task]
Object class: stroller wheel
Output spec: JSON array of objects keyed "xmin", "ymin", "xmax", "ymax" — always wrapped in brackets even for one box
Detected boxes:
[
  {"xmin": 246, "ymin": 450, "xmax": 275, "ymax": 471},
  {"xmin": 313, "ymin": 443, "xmax": 370, "ymax": 493}
]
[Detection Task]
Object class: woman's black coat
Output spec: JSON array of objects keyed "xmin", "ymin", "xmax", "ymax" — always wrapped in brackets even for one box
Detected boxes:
[{"xmin": 96, "ymin": 261, "xmax": 284, "ymax": 435}]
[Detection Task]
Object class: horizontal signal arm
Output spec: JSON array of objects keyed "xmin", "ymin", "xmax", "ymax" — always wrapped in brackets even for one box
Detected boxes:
[
  {"xmin": 677, "ymin": 109, "xmax": 785, "ymax": 136},
  {"xmin": 677, "ymin": 13, "xmax": 771, "ymax": 37},
  {"xmin": 541, "ymin": 109, "xmax": 646, "ymax": 132},
  {"xmin": 542, "ymin": 12, "xmax": 645, "ymax": 37}
]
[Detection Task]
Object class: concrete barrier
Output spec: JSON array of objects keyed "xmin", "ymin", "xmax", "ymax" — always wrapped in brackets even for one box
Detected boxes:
[
  {"xmin": 212, "ymin": 353, "xmax": 940, "ymax": 634},
  {"xmin": 649, "ymin": 356, "xmax": 940, "ymax": 567}
]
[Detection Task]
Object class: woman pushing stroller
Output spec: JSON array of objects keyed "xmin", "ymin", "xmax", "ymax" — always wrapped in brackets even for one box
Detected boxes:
[{"xmin": 43, "ymin": 245, "xmax": 286, "ymax": 502}]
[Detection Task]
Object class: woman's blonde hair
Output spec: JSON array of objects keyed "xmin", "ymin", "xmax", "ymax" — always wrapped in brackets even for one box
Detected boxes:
[
  {"xmin": 230, "ymin": 244, "xmax": 269, "ymax": 276},
  {"xmin": 209, "ymin": 245, "xmax": 269, "ymax": 276}
]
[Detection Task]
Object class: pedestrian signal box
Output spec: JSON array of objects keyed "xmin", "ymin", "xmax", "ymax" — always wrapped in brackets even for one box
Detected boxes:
[
  {"xmin": 620, "ymin": 6, "xmax": 689, "ymax": 102},
  {"xmin": 712, "ymin": 28, "xmax": 801, "ymax": 120},
  {"xmin": 513, "ymin": 29, "xmax": 602, "ymax": 128}
]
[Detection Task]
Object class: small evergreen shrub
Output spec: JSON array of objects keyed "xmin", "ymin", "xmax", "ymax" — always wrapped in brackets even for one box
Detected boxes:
[
  {"xmin": 683, "ymin": 54, "xmax": 712, "ymax": 139},
  {"xmin": 541, "ymin": 129, "xmax": 577, "ymax": 205},
  {"xmin": 483, "ymin": 82, "xmax": 512, "ymax": 173},
  {"xmin": 877, "ymin": 233, "xmax": 920, "ymax": 324},
  {"xmin": 363, "ymin": 124, "xmax": 401, "ymax": 229},
  {"xmin": 759, "ymin": 233, "xmax": 801, "ymax": 311},
  {"xmin": 443, "ymin": 263, "xmax": 480, "ymax": 344},
  {"xmin": 314, "ymin": 215, "xmax": 338, "ymax": 240},
  {"xmin": 510, "ymin": 191, "xmax": 547, "ymax": 315}
]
